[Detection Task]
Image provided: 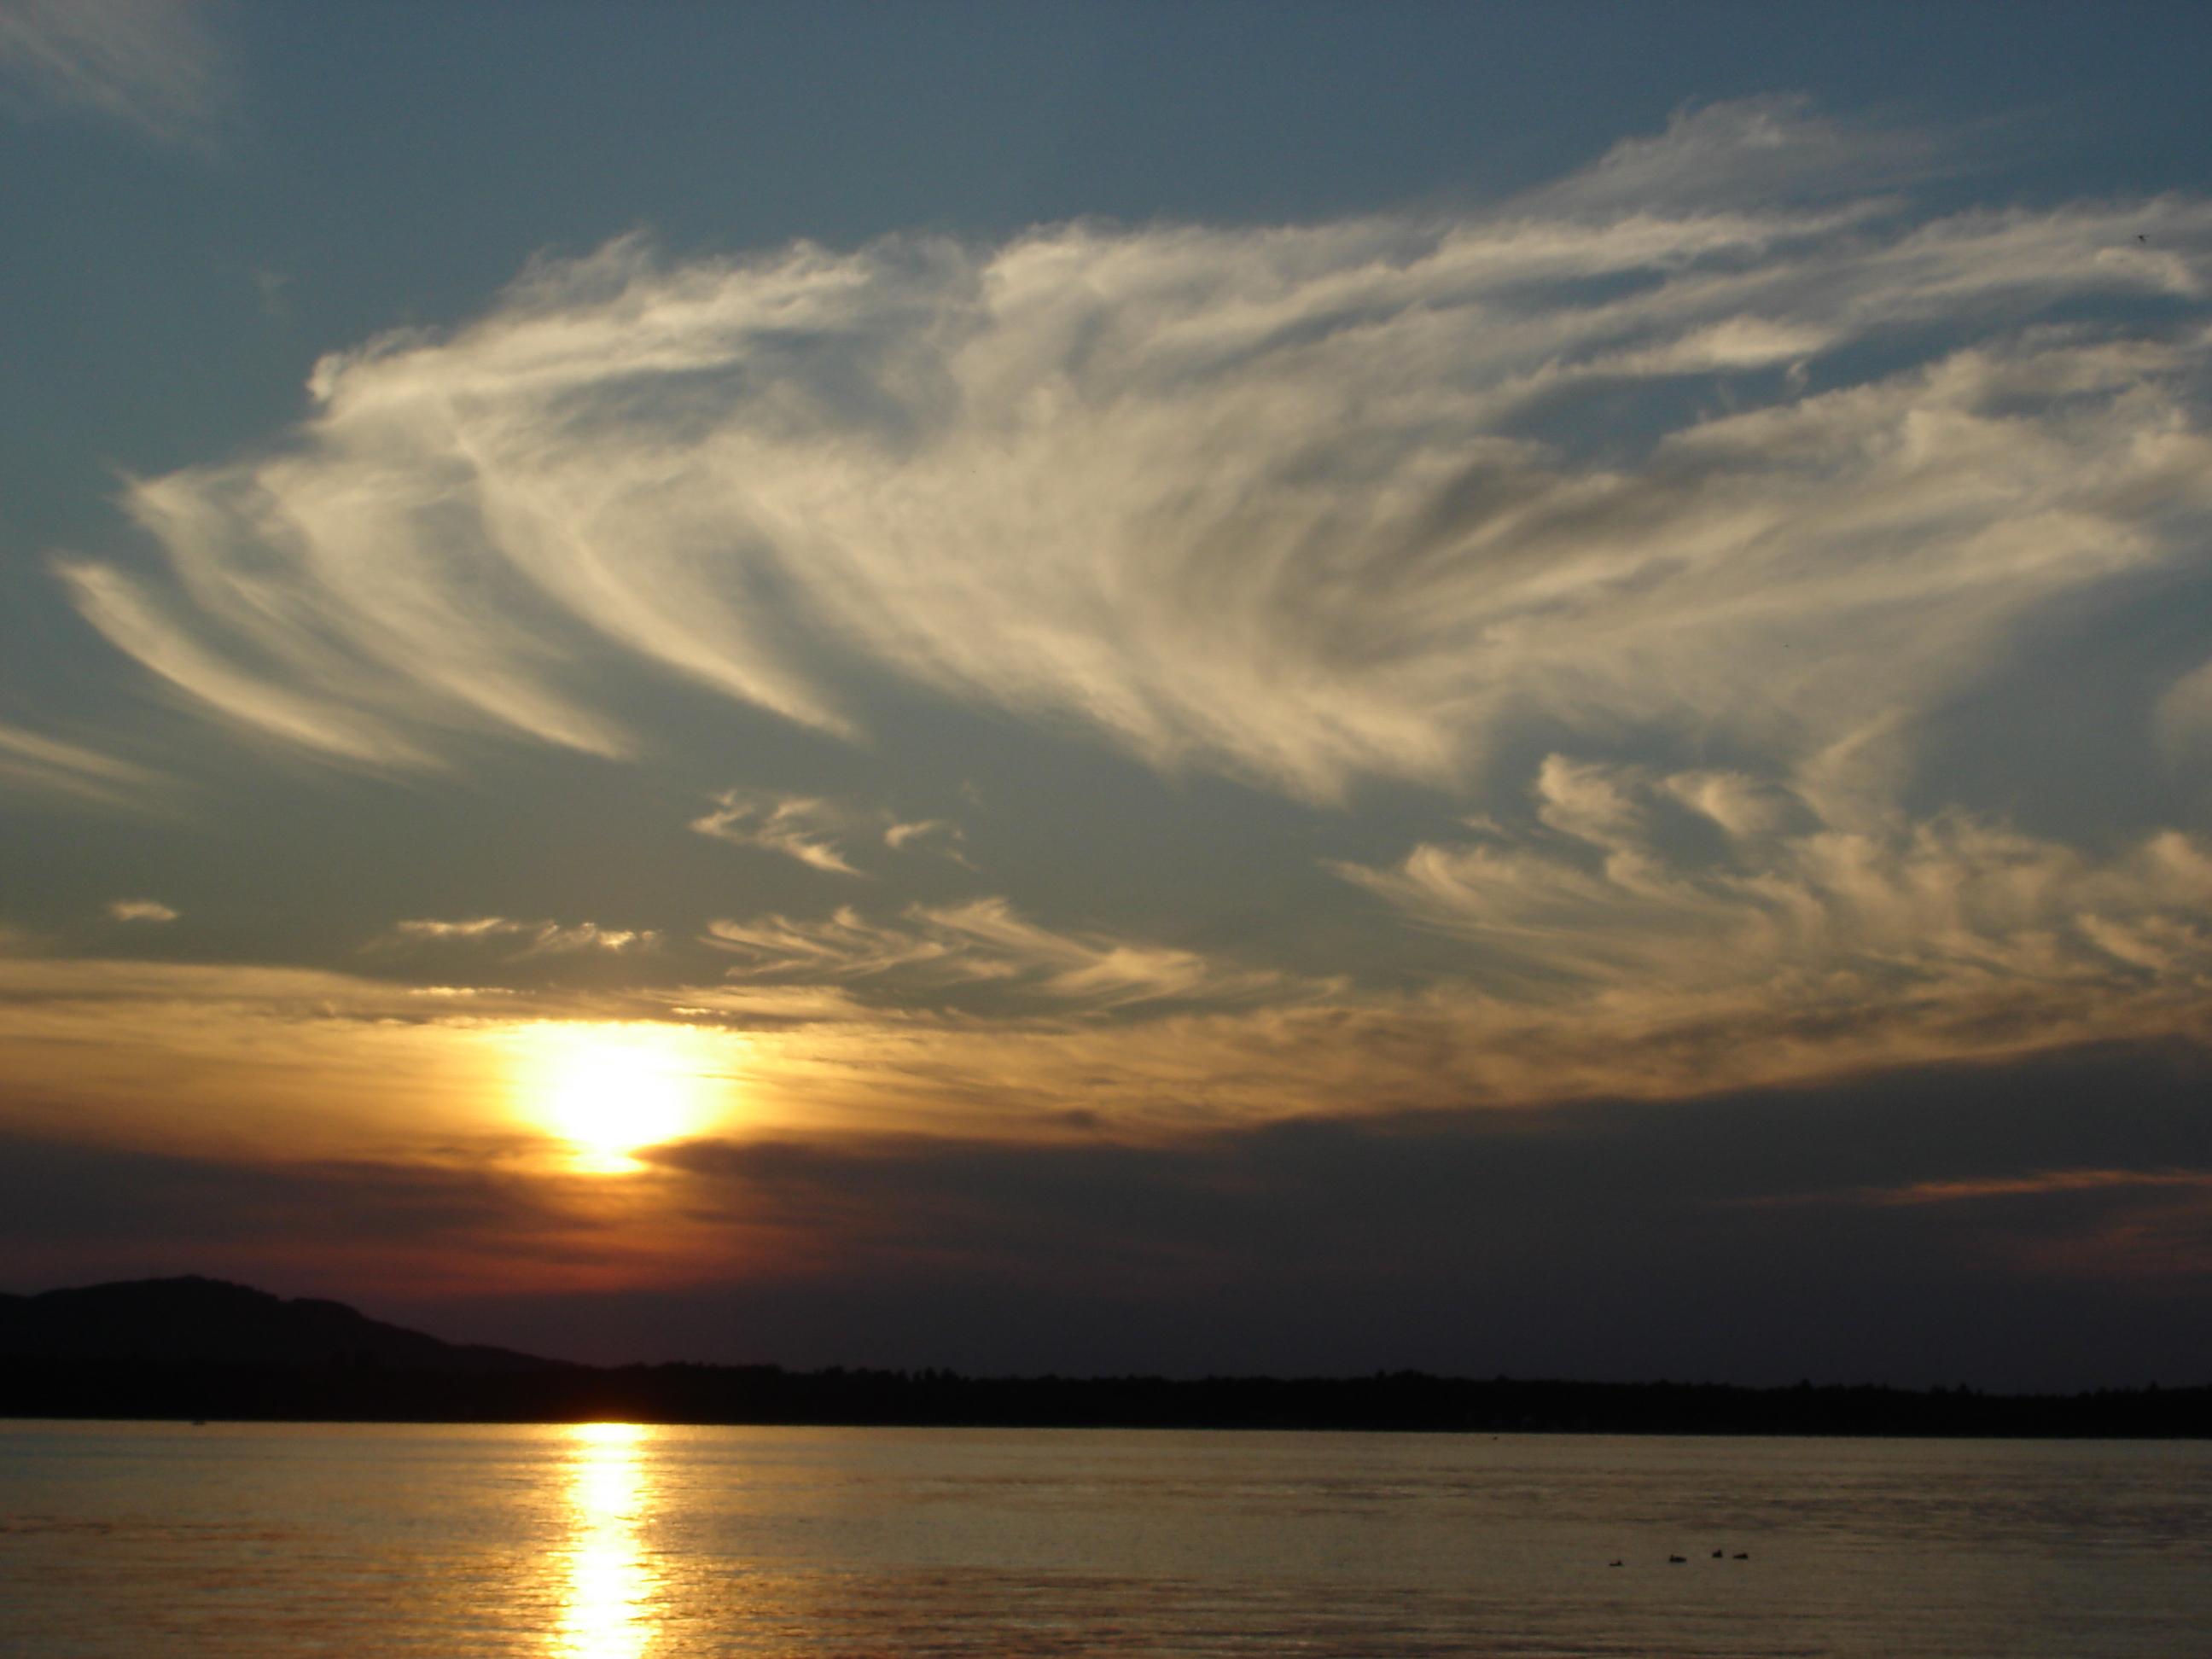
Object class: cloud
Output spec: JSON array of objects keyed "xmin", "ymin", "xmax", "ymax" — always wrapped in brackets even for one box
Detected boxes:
[
  {"xmin": 382, "ymin": 917, "xmax": 659, "ymax": 958},
  {"xmin": 25, "ymin": 99, "xmax": 2212, "ymax": 1165},
  {"xmin": 106, "ymin": 899, "xmax": 178, "ymax": 924},
  {"xmin": 56, "ymin": 102, "xmax": 2212, "ymax": 814},
  {"xmin": 0, "ymin": 1127, "xmax": 690, "ymax": 1301},
  {"xmin": 2, "ymin": 880, "xmax": 2208, "ymax": 1224},
  {"xmin": 11, "ymin": 1033, "xmax": 2208, "ymax": 1384},
  {"xmin": 883, "ymin": 817, "xmax": 973, "ymax": 867},
  {"xmin": 1778, "ymin": 1167, "xmax": 2212, "ymax": 1209},
  {"xmin": 1336, "ymin": 753, "xmax": 2212, "ymax": 1002},
  {"xmin": 58, "ymin": 560, "xmax": 441, "ymax": 769},
  {"xmin": 595, "ymin": 1039, "xmax": 2212, "ymax": 1382},
  {"xmin": 0, "ymin": 719, "xmax": 168, "ymax": 810},
  {"xmin": 882, "ymin": 819, "xmax": 948, "ymax": 850},
  {"xmin": 0, "ymin": 948, "xmax": 775, "ymax": 1176},
  {"xmin": 705, "ymin": 898, "xmax": 1318, "ymax": 1013},
  {"xmin": 2157, "ymin": 656, "xmax": 2212, "ymax": 757},
  {"xmin": 0, "ymin": 0, "xmax": 230, "ymax": 148},
  {"xmin": 690, "ymin": 792, "xmax": 970, "ymax": 876},
  {"xmin": 13, "ymin": 871, "xmax": 2174, "ymax": 1170},
  {"xmin": 1533, "ymin": 95, "xmax": 1947, "ymax": 215},
  {"xmin": 690, "ymin": 793, "xmax": 869, "ymax": 876}
]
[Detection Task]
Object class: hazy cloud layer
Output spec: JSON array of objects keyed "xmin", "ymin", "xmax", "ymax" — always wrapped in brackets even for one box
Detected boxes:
[
  {"xmin": 0, "ymin": 1129, "xmax": 695, "ymax": 1300},
  {"xmin": 0, "ymin": 0, "xmax": 229, "ymax": 147},
  {"xmin": 640, "ymin": 1035, "xmax": 2212, "ymax": 1324},
  {"xmin": 13, "ymin": 1036, "xmax": 2195, "ymax": 1384},
  {"xmin": 11, "ymin": 891, "xmax": 2202, "ymax": 1177}
]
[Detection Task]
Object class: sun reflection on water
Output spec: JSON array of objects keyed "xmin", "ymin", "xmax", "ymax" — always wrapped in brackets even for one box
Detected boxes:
[{"xmin": 556, "ymin": 1422, "xmax": 660, "ymax": 1659}]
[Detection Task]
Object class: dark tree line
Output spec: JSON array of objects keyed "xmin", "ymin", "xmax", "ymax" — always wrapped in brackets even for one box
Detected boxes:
[{"xmin": 6, "ymin": 1354, "xmax": 2208, "ymax": 1437}]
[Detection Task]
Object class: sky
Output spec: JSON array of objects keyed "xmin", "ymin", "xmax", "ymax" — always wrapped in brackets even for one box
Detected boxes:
[{"xmin": 3, "ymin": 0, "xmax": 2211, "ymax": 1390}]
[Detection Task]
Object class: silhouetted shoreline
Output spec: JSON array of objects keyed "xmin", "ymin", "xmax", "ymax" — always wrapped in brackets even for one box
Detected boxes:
[{"xmin": 5, "ymin": 1278, "xmax": 2207, "ymax": 1437}]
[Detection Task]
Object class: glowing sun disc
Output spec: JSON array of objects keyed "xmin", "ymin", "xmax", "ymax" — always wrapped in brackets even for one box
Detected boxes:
[{"xmin": 513, "ymin": 1022, "xmax": 721, "ymax": 1172}]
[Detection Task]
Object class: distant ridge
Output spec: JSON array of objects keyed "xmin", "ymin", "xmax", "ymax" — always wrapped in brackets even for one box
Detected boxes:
[
  {"xmin": 3, "ymin": 1278, "xmax": 2208, "ymax": 1436},
  {"xmin": 0, "ymin": 1276, "xmax": 549, "ymax": 1373}
]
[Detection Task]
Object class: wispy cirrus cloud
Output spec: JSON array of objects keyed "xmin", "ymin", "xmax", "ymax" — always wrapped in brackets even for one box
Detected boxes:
[
  {"xmin": 705, "ymin": 898, "xmax": 1316, "ymax": 1013},
  {"xmin": 690, "ymin": 794, "xmax": 870, "ymax": 876},
  {"xmin": 59, "ymin": 100, "xmax": 2212, "ymax": 811},
  {"xmin": 381, "ymin": 917, "xmax": 659, "ymax": 958},
  {"xmin": 690, "ymin": 792, "xmax": 970, "ymax": 876},
  {"xmin": 0, "ymin": 0, "xmax": 230, "ymax": 148},
  {"xmin": 0, "ymin": 719, "xmax": 168, "ymax": 811},
  {"xmin": 882, "ymin": 817, "xmax": 972, "ymax": 868},
  {"xmin": 1336, "ymin": 753, "xmax": 2212, "ymax": 1000}
]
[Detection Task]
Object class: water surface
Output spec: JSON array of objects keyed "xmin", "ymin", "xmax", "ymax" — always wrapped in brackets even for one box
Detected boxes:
[{"xmin": 2, "ymin": 1421, "xmax": 2206, "ymax": 1656}]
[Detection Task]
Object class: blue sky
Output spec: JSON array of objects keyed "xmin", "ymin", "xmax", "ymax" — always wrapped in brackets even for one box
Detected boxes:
[{"xmin": 3, "ymin": 1, "xmax": 2210, "ymax": 1384}]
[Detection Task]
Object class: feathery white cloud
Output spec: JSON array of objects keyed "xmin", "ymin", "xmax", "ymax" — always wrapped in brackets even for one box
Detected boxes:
[{"xmin": 59, "ymin": 102, "xmax": 2212, "ymax": 815}]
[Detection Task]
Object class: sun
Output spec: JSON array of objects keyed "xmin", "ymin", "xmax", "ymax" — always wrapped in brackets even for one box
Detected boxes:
[{"xmin": 512, "ymin": 1022, "xmax": 724, "ymax": 1173}]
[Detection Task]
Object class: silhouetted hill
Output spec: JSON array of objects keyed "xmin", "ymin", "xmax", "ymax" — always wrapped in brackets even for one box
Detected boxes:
[
  {"xmin": 3, "ymin": 1278, "xmax": 2207, "ymax": 1435},
  {"xmin": 0, "ymin": 1276, "xmax": 548, "ymax": 1373}
]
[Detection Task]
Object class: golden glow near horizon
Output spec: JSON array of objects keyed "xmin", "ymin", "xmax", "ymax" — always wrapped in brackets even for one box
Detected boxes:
[
  {"xmin": 514, "ymin": 1022, "xmax": 727, "ymax": 1173},
  {"xmin": 556, "ymin": 1422, "xmax": 658, "ymax": 1659}
]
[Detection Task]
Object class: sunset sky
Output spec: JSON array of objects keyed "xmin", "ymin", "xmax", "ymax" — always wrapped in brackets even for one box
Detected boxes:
[{"xmin": 4, "ymin": 0, "xmax": 2210, "ymax": 1388}]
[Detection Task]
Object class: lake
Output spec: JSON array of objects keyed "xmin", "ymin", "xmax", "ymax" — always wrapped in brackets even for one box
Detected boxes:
[{"xmin": 2, "ymin": 1421, "xmax": 2207, "ymax": 1656}]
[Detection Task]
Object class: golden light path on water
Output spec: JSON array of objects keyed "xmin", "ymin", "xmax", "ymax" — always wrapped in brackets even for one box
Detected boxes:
[{"xmin": 556, "ymin": 1423, "xmax": 660, "ymax": 1659}]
